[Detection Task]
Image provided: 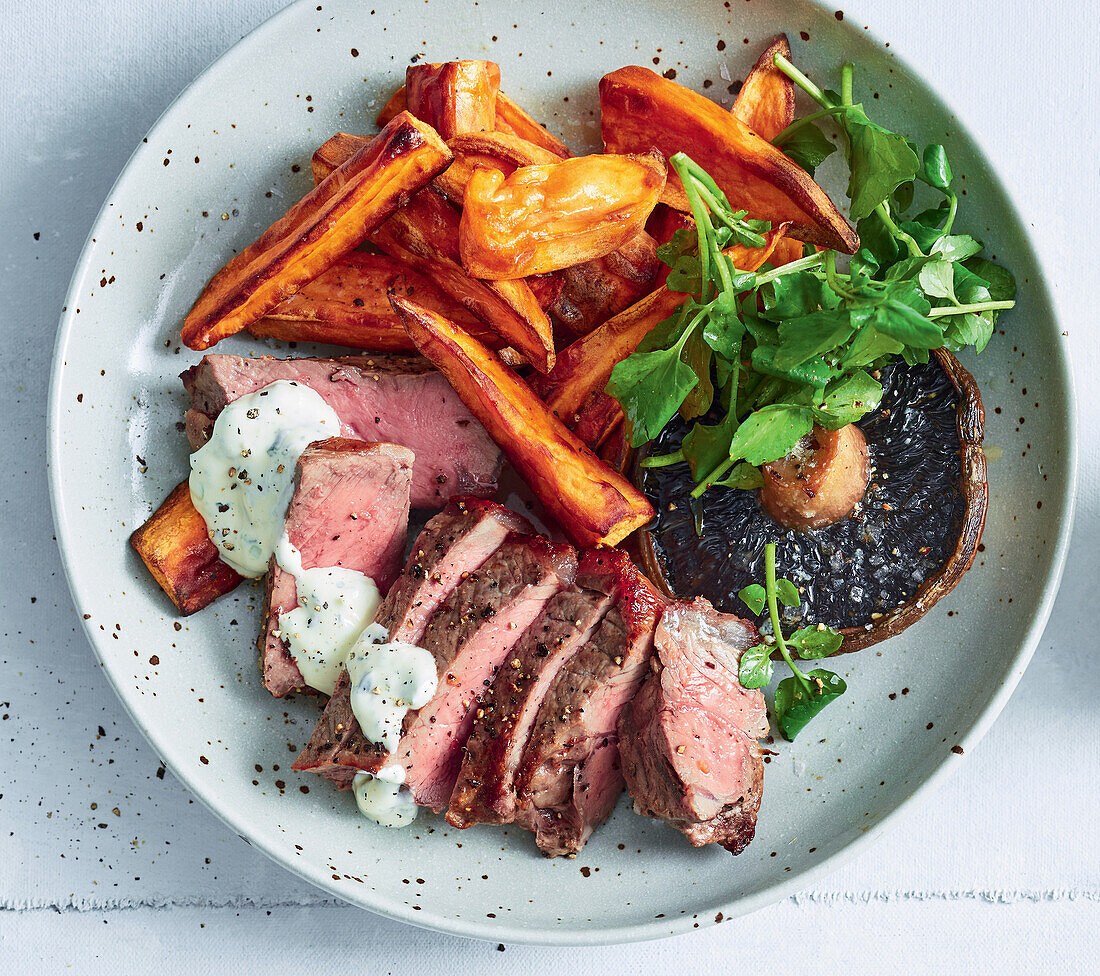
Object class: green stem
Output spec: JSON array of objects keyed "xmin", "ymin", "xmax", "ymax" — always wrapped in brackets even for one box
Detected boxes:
[
  {"xmin": 875, "ymin": 201, "xmax": 924, "ymax": 258},
  {"xmin": 765, "ymin": 543, "xmax": 810, "ymax": 691},
  {"xmin": 840, "ymin": 63, "xmax": 855, "ymax": 108},
  {"xmin": 941, "ymin": 191, "xmax": 959, "ymax": 237},
  {"xmin": 771, "ymin": 105, "xmax": 852, "ymax": 147},
  {"xmin": 773, "ymin": 53, "xmax": 833, "ymax": 109},
  {"xmin": 823, "ymin": 250, "xmax": 859, "ymax": 301},
  {"xmin": 928, "ymin": 299, "xmax": 1016, "ymax": 318},
  {"xmin": 753, "ymin": 251, "xmax": 826, "ymax": 286},
  {"xmin": 690, "ymin": 455, "xmax": 737, "ymax": 498},
  {"xmin": 639, "ymin": 449, "xmax": 684, "ymax": 469}
]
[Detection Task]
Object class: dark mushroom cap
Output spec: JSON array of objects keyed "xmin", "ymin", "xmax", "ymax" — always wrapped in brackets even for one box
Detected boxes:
[{"xmin": 634, "ymin": 349, "xmax": 987, "ymax": 652}]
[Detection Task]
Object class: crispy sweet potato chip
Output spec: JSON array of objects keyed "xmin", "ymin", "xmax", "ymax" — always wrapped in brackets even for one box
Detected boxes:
[
  {"xmin": 371, "ymin": 188, "xmax": 556, "ymax": 372},
  {"xmin": 130, "ymin": 481, "xmax": 243, "ymax": 615},
  {"xmin": 459, "ymin": 151, "xmax": 666, "ymax": 279},
  {"xmin": 531, "ymin": 226, "xmax": 789, "ymax": 423},
  {"xmin": 248, "ymin": 251, "xmax": 498, "ymax": 350},
  {"xmin": 391, "ymin": 296, "xmax": 654, "ymax": 547},
  {"xmin": 732, "ymin": 35, "xmax": 796, "ymax": 141},
  {"xmin": 181, "ymin": 112, "xmax": 452, "ymax": 350},
  {"xmin": 406, "ymin": 60, "xmax": 500, "ymax": 139},
  {"xmin": 549, "ymin": 230, "xmax": 659, "ymax": 334},
  {"xmin": 599, "ymin": 66, "xmax": 857, "ymax": 253},
  {"xmin": 311, "ymin": 131, "xmax": 369, "ymax": 184}
]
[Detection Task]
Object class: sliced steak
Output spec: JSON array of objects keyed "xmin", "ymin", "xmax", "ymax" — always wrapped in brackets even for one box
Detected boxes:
[
  {"xmin": 292, "ymin": 498, "xmax": 530, "ymax": 777},
  {"xmin": 260, "ymin": 438, "xmax": 413, "ymax": 698},
  {"xmin": 181, "ymin": 353, "xmax": 502, "ymax": 508},
  {"xmin": 617, "ymin": 598, "xmax": 768, "ymax": 855},
  {"xmin": 401, "ymin": 536, "xmax": 577, "ymax": 812},
  {"xmin": 515, "ymin": 548, "xmax": 664, "ymax": 856},
  {"xmin": 446, "ymin": 556, "xmax": 615, "ymax": 829}
]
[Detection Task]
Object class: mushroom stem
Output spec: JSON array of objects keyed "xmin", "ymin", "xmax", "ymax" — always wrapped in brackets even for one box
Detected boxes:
[{"xmin": 759, "ymin": 423, "xmax": 870, "ymax": 531}]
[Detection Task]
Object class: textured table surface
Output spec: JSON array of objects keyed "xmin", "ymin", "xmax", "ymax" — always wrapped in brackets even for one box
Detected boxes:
[{"xmin": 2, "ymin": 0, "xmax": 1097, "ymax": 972}]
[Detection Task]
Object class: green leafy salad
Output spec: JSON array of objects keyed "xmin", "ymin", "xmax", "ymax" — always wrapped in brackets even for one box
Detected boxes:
[{"xmin": 608, "ymin": 57, "xmax": 1018, "ymax": 737}]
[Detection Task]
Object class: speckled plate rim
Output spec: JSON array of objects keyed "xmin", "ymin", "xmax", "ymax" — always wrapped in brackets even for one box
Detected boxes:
[{"xmin": 47, "ymin": 0, "xmax": 1078, "ymax": 946}]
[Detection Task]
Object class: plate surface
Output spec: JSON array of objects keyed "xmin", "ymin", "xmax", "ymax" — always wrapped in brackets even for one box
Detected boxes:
[{"xmin": 48, "ymin": 0, "xmax": 1075, "ymax": 945}]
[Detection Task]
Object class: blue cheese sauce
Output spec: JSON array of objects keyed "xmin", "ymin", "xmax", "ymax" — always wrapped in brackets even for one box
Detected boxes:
[
  {"xmin": 273, "ymin": 534, "xmax": 381, "ymax": 696},
  {"xmin": 345, "ymin": 622, "xmax": 438, "ymax": 827},
  {"xmin": 189, "ymin": 380, "xmax": 341, "ymax": 577},
  {"xmin": 352, "ymin": 766, "xmax": 418, "ymax": 828}
]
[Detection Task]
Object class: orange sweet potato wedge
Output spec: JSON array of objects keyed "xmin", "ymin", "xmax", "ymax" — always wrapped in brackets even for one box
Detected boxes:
[
  {"xmin": 130, "ymin": 481, "xmax": 243, "ymax": 615},
  {"xmin": 310, "ymin": 131, "xmax": 370, "ymax": 184},
  {"xmin": 433, "ymin": 131, "xmax": 562, "ymax": 205},
  {"xmin": 732, "ymin": 35, "xmax": 796, "ymax": 141},
  {"xmin": 371, "ymin": 188, "xmax": 556, "ymax": 372},
  {"xmin": 599, "ymin": 66, "xmax": 858, "ymax": 253},
  {"xmin": 493, "ymin": 92, "xmax": 571, "ymax": 158},
  {"xmin": 406, "ymin": 60, "xmax": 500, "ymax": 139},
  {"xmin": 549, "ymin": 229, "xmax": 659, "ymax": 334},
  {"xmin": 531, "ymin": 225, "xmax": 789, "ymax": 423},
  {"xmin": 459, "ymin": 151, "xmax": 666, "ymax": 279},
  {"xmin": 248, "ymin": 251, "xmax": 498, "ymax": 350},
  {"xmin": 379, "ymin": 82, "xmax": 571, "ymax": 158},
  {"xmin": 182, "ymin": 112, "xmax": 452, "ymax": 350},
  {"xmin": 391, "ymin": 296, "xmax": 654, "ymax": 547}
]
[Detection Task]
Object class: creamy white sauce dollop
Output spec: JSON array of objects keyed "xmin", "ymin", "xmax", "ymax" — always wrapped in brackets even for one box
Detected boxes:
[
  {"xmin": 189, "ymin": 381, "xmax": 341, "ymax": 577},
  {"xmin": 273, "ymin": 534, "xmax": 381, "ymax": 696},
  {"xmin": 346, "ymin": 622, "xmax": 438, "ymax": 754},
  {"xmin": 352, "ymin": 765, "xmax": 419, "ymax": 828}
]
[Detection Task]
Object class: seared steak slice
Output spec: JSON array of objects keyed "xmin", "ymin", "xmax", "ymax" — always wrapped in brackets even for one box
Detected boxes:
[
  {"xmin": 446, "ymin": 563, "xmax": 614, "ymax": 829},
  {"xmin": 401, "ymin": 536, "xmax": 577, "ymax": 812},
  {"xmin": 376, "ymin": 498, "xmax": 532, "ymax": 646},
  {"xmin": 617, "ymin": 598, "xmax": 768, "ymax": 855},
  {"xmin": 292, "ymin": 498, "xmax": 530, "ymax": 777},
  {"xmin": 260, "ymin": 438, "xmax": 413, "ymax": 698},
  {"xmin": 181, "ymin": 353, "xmax": 502, "ymax": 508},
  {"xmin": 515, "ymin": 548, "xmax": 664, "ymax": 856}
]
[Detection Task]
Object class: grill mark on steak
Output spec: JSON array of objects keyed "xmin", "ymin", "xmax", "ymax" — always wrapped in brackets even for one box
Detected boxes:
[
  {"xmin": 514, "ymin": 548, "xmax": 665, "ymax": 856},
  {"xmin": 180, "ymin": 353, "xmax": 502, "ymax": 508},
  {"xmin": 291, "ymin": 499, "xmax": 529, "ymax": 779},
  {"xmin": 261, "ymin": 438, "xmax": 413, "ymax": 698},
  {"xmin": 617, "ymin": 598, "xmax": 768, "ymax": 855},
  {"xmin": 446, "ymin": 564, "xmax": 614, "ymax": 829}
]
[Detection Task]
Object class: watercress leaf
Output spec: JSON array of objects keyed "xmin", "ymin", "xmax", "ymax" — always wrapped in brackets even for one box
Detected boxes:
[
  {"xmin": 656, "ymin": 228, "xmax": 697, "ymax": 270},
  {"xmin": 952, "ymin": 263, "xmax": 993, "ymax": 305},
  {"xmin": 682, "ymin": 405, "xmax": 738, "ymax": 480},
  {"xmin": 607, "ymin": 346, "xmax": 699, "ymax": 447},
  {"xmin": 884, "ymin": 254, "xmax": 932, "ymax": 283},
  {"xmin": 752, "ymin": 344, "xmax": 837, "ymax": 387},
  {"xmin": 728, "ymin": 403, "xmax": 815, "ymax": 466},
  {"xmin": 931, "ymin": 234, "xmax": 983, "ymax": 263},
  {"xmin": 872, "ymin": 300, "xmax": 944, "ymax": 349},
  {"xmin": 737, "ymin": 583, "xmax": 767, "ymax": 616},
  {"xmin": 715, "ymin": 461, "xmax": 765, "ymax": 490},
  {"xmin": 892, "ymin": 178, "xmax": 915, "ymax": 214},
  {"xmin": 812, "ymin": 369, "xmax": 883, "ymax": 428},
  {"xmin": 943, "ymin": 310, "xmax": 994, "ymax": 354},
  {"xmin": 899, "ymin": 218, "xmax": 949, "ymax": 252},
  {"xmin": 774, "ymin": 310, "xmax": 855, "ymax": 369},
  {"xmin": 856, "ymin": 211, "xmax": 901, "ymax": 269},
  {"xmin": 738, "ymin": 644, "xmax": 774, "ymax": 689},
  {"xmin": 702, "ymin": 308, "xmax": 746, "ymax": 360},
  {"xmin": 963, "ymin": 256, "xmax": 1016, "ymax": 303},
  {"xmin": 762, "ymin": 272, "xmax": 840, "ymax": 320},
  {"xmin": 918, "ymin": 259, "xmax": 957, "ymax": 301},
  {"xmin": 774, "ymin": 670, "xmax": 847, "ymax": 741},
  {"xmin": 912, "ymin": 200, "xmax": 952, "ymax": 229},
  {"xmin": 844, "ymin": 109, "xmax": 920, "ymax": 220},
  {"xmin": 779, "ymin": 122, "xmax": 837, "ymax": 176},
  {"xmin": 885, "ymin": 278, "xmax": 934, "ymax": 315},
  {"xmin": 921, "ymin": 143, "xmax": 953, "ymax": 190},
  {"xmin": 849, "ymin": 248, "xmax": 880, "ymax": 282},
  {"xmin": 637, "ymin": 301, "xmax": 696, "ymax": 354},
  {"xmin": 775, "ymin": 577, "xmax": 801, "ymax": 608},
  {"xmin": 679, "ymin": 330, "xmax": 715, "ymax": 421},
  {"xmin": 839, "ymin": 324, "xmax": 904, "ymax": 369},
  {"xmin": 787, "ymin": 625, "xmax": 844, "ymax": 659}
]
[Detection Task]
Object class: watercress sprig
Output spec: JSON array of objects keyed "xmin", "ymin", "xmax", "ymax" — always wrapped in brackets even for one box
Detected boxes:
[
  {"xmin": 736, "ymin": 543, "xmax": 846, "ymax": 740},
  {"xmin": 606, "ymin": 59, "xmax": 1018, "ymax": 496}
]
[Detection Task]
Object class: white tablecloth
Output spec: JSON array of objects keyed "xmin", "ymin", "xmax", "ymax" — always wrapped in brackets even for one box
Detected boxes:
[{"xmin": 1, "ymin": 0, "xmax": 1096, "ymax": 971}]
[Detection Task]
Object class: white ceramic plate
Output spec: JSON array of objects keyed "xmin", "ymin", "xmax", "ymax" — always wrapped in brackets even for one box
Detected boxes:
[{"xmin": 49, "ymin": 0, "xmax": 1075, "ymax": 945}]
